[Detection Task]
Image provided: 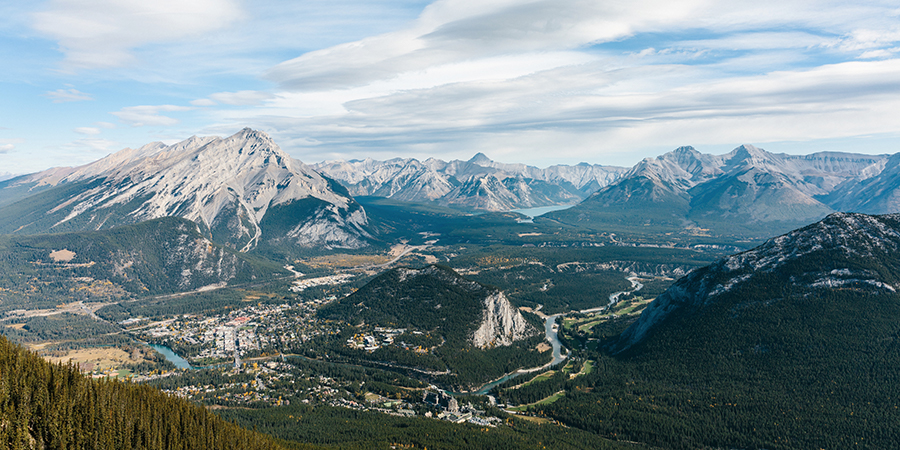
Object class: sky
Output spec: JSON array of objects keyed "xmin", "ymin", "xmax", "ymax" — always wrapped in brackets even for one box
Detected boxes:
[{"xmin": 2, "ymin": 0, "xmax": 900, "ymax": 175}]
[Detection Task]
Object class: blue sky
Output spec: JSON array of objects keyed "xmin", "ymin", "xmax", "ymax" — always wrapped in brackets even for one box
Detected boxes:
[{"xmin": 2, "ymin": 0, "xmax": 900, "ymax": 175}]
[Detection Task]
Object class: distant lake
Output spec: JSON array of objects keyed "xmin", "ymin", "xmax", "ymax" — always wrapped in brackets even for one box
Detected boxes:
[{"xmin": 510, "ymin": 204, "xmax": 575, "ymax": 222}]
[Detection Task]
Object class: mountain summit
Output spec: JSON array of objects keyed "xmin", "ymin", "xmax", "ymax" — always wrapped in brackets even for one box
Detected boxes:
[{"xmin": 0, "ymin": 128, "xmax": 370, "ymax": 251}]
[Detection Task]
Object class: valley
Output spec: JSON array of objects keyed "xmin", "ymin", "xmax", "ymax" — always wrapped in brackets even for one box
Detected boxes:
[
  {"xmin": 0, "ymin": 199, "xmax": 710, "ymax": 448},
  {"xmin": 5, "ymin": 0, "xmax": 899, "ymax": 446},
  {"xmin": 1, "ymin": 131, "xmax": 898, "ymax": 449}
]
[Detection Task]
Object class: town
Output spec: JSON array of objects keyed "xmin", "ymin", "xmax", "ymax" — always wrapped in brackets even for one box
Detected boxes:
[{"xmin": 122, "ymin": 289, "xmax": 509, "ymax": 427}]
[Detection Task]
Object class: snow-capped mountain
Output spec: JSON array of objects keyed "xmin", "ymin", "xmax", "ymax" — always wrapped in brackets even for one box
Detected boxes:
[
  {"xmin": 0, "ymin": 128, "xmax": 370, "ymax": 251},
  {"xmin": 616, "ymin": 212, "xmax": 900, "ymax": 350},
  {"xmin": 314, "ymin": 154, "xmax": 627, "ymax": 211},
  {"xmin": 550, "ymin": 144, "xmax": 896, "ymax": 236}
]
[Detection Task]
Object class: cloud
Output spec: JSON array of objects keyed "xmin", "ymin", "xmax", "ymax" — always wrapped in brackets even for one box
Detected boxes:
[
  {"xmin": 112, "ymin": 105, "xmax": 193, "ymax": 127},
  {"xmin": 266, "ymin": 0, "xmax": 706, "ymax": 91},
  {"xmin": 0, "ymin": 144, "xmax": 13, "ymax": 153},
  {"xmin": 209, "ymin": 90, "xmax": 275, "ymax": 106},
  {"xmin": 15, "ymin": 0, "xmax": 900, "ymax": 170},
  {"xmin": 858, "ymin": 47, "xmax": 900, "ymax": 59},
  {"xmin": 32, "ymin": 0, "xmax": 242, "ymax": 69},
  {"xmin": 190, "ymin": 99, "xmax": 217, "ymax": 107},
  {"xmin": 238, "ymin": 0, "xmax": 900, "ymax": 166},
  {"xmin": 45, "ymin": 88, "xmax": 93, "ymax": 103},
  {"xmin": 235, "ymin": 54, "xmax": 900, "ymax": 167},
  {"xmin": 65, "ymin": 138, "xmax": 120, "ymax": 153},
  {"xmin": 74, "ymin": 127, "xmax": 101, "ymax": 135},
  {"xmin": 265, "ymin": 0, "xmax": 900, "ymax": 92}
]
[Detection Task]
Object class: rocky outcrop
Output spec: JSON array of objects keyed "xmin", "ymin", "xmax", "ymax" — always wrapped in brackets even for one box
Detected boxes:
[{"xmin": 471, "ymin": 292, "xmax": 536, "ymax": 348}]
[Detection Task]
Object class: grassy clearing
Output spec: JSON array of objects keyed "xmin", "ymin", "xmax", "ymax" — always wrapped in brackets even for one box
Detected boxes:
[
  {"xmin": 515, "ymin": 415, "xmax": 552, "ymax": 424},
  {"xmin": 508, "ymin": 391, "xmax": 566, "ymax": 412},
  {"xmin": 508, "ymin": 370, "xmax": 556, "ymax": 390},
  {"xmin": 582, "ymin": 360, "xmax": 594, "ymax": 375},
  {"xmin": 577, "ymin": 319, "xmax": 605, "ymax": 332},
  {"xmin": 563, "ymin": 315, "xmax": 606, "ymax": 333},
  {"xmin": 614, "ymin": 297, "xmax": 654, "ymax": 315},
  {"xmin": 574, "ymin": 360, "xmax": 594, "ymax": 378},
  {"xmin": 43, "ymin": 346, "xmax": 143, "ymax": 373}
]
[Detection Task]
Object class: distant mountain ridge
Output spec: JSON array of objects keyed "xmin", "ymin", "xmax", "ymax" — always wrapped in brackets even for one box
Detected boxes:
[
  {"xmin": 0, "ymin": 128, "xmax": 371, "ymax": 251},
  {"xmin": 549, "ymin": 144, "xmax": 898, "ymax": 237},
  {"xmin": 314, "ymin": 154, "xmax": 627, "ymax": 211},
  {"xmin": 617, "ymin": 211, "xmax": 900, "ymax": 350}
]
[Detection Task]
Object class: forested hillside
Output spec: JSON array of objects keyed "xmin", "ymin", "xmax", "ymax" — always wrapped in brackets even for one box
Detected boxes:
[
  {"xmin": 525, "ymin": 213, "xmax": 900, "ymax": 449},
  {"xmin": 0, "ymin": 335, "xmax": 307, "ymax": 450},
  {"xmin": 0, "ymin": 217, "xmax": 287, "ymax": 312},
  {"xmin": 318, "ymin": 265, "xmax": 547, "ymax": 389}
]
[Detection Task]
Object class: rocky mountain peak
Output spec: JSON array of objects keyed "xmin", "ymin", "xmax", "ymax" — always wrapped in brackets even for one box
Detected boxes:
[
  {"xmin": 469, "ymin": 152, "xmax": 493, "ymax": 165},
  {"xmin": 725, "ymin": 144, "xmax": 775, "ymax": 168},
  {"xmin": 0, "ymin": 128, "xmax": 371, "ymax": 251}
]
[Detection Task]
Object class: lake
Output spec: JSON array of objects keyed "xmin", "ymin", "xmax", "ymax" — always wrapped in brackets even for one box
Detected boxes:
[{"xmin": 510, "ymin": 204, "xmax": 576, "ymax": 222}]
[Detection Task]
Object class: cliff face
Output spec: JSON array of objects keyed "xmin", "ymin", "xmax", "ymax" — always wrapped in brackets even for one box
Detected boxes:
[{"xmin": 472, "ymin": 292, "xmax": 536, "ymax": 348}]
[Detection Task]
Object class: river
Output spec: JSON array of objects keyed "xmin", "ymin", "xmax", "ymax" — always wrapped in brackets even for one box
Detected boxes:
[
  {"xmin": 148, "ymin": 344, "xmax": 193, "ymax": 370},
  {"xmin": 464, "ymin": 314, "xmax": 568, "ymax": 395},
  {"xmin": 579, "ymin": 276, "xmax": 644, "ymax": 314},
  {"xmin": 466, "ymin": 275, "xmax": 645, "ymax": 394},
  {"xmin": 544, "ymin": 314, "xmax": 566, "ymax": 366}
]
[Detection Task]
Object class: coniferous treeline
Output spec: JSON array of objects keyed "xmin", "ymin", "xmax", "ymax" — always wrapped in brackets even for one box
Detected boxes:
[
  {"xmin": 217, "ymin": 403, "xmax": 638, "ymax": 450},
  {"xmin": 530, "ymin": 288, "xmax": 900, "ymax": 450},
  {"xmin": 0, "ymin": 335, "xmax": 298, "ymax": 450}
]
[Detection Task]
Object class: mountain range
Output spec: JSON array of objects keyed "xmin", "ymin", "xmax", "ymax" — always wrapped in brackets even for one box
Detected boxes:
[
  {"xmin": 0, "ymin": 128, "xmax": 371, "ymax": 252},
  {"xmin": 548, "ymin": 145, "xmax": 900, "ymax": 237},
  {"xmin": 313, "ymin": 154, "xmax": 626, "ymax": 211},
  {"xmin": 4, "ymin": 130, "xmax": 900, "ymax": 253}
]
